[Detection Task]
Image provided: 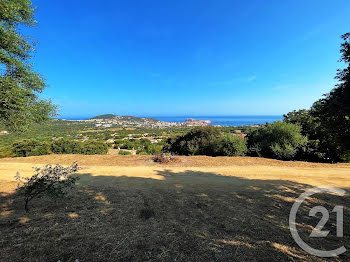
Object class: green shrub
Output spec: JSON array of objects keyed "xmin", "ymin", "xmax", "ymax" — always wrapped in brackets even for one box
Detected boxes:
[
  {"xmin": 270, "ymin": 143, "xmax": 297, "ymax": 159},
  {"xmin": 81, "ymin": 141, "xmax": 108, "ymax": 155},
  {"xmin": 119, "ymin": 150, "xmax": 131, "ymax": 155},
  {"xmin": 163, "ymin": 126, "xmax": 221, "ymax": 156},
  {"xmin": 12, "ymin": 139, "xmax": 50, "ymax": 157},
  {"xmin": 163, "ymin": 126, "xmax": 248, "ymax": 157},
  {"xmin": 145, "ymin": 144, "xmax": 162, "ymax": 155},
  {"xmin": 215, "ymin": 135, "xmax": 247, "ymax": 156},
  {"xmin": 294, "ymin": 140, "xmax": 326, "ymax": 162},
  {"xmin": 137, "ymin": 151, "xmax": 148, "ymax": 155},
  {"xmin": 0, "ymin": 146, "xmax": 15, "ymax": 158},
  {"xmin": 50, "ymin": 138, "xmax": 82, "ymax": 154},
  {"xmin": 247, "ymin": 121, "xmax": 308, "ymax": 160},
  {"xmin": 283, "ymin": 110, "xmax": 328, "ymax": 162}
]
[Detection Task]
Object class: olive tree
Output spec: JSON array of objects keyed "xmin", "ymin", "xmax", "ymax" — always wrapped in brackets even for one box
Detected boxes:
[{"xmin": 247, "ymin": 121, "xmax": 307, "ymax": 160}]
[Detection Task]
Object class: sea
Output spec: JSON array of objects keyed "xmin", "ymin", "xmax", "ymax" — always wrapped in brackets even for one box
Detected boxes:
[{"xmin": 150, "ymin": 115, "xmax": 283, "ymax": 126}]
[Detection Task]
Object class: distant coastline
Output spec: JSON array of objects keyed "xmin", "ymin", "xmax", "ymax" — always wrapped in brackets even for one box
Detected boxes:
[
  {"xmin": 57, "ymin": 115, "xmax": 283, "ymax": 127},
  {"xmin": 151, "ymin": 116, "xmax": 283, "ymax": 126}
]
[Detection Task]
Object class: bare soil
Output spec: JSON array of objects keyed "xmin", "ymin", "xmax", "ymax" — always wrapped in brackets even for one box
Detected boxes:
[{"xmin": 0, "ymin": 154, "xmax": 349, "ymax": 168}]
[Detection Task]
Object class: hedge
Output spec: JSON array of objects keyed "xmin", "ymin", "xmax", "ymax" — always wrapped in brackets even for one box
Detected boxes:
[
  {"xmin": 12, "ymin": 139, "xmax": 108, "ymax": 157},
  {"xmin": 12, "ymin": 140, "xmax": 50, "ymax": 157}
]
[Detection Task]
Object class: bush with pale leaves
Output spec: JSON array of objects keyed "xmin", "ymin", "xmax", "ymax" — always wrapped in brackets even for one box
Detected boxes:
[{"xmin": 15, "ymin": 162, "xmax": 79, "ymax": 211}]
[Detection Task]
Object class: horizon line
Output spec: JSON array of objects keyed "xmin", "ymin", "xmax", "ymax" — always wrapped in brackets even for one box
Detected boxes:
[{"xmin": 56, "ymin": 114, "xmax": 284, "ymax": 120}]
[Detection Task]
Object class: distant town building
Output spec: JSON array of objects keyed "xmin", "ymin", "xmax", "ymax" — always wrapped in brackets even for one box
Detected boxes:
[{"xmin": 185, "ymin": 118, "xmax": 212, "ymax": 126}]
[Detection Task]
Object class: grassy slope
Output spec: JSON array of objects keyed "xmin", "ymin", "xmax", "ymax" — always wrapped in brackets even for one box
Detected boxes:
[{"xmin": 0, "ymin": 155, "xmax": 349, "ymax": 261}]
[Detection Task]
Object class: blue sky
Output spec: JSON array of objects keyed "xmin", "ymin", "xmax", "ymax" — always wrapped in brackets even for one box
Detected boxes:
[{"xmin": 28, "ymin": 0, "xmax": 350, "ymax": 118}]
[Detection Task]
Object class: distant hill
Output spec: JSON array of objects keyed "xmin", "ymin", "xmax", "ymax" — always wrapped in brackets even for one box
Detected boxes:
[
  {"xmin": 90, "ymin": 114, "xmax": 117, "ymax": 120},
  {"xmin": 90, "ymin": 114, "xmax": 160, "ymax": 123}
]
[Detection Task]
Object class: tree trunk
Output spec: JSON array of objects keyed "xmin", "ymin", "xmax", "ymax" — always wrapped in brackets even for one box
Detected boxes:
[{"xmin": 24, "ymin": 198, "xmax": 29, "ymax": 212}]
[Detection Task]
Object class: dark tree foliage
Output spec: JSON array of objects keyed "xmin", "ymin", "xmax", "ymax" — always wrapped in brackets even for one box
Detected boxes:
[
  {"xmin": 0, "ymin": 0, "xmax": 56, "ymax": 132},
  {"xmin": 119, "ymin": 150, "xmax": 132, "ymax": 155},
  {"xmin": 80, "ymin": 140, "xmax": 108, "ymax": 155},
  {"xmin": 50, "ymin": 138, "xmax": 82, "ymax": 154},
  {"xmin": 283, "ymin": 110, "xmax": 326, "ymax": 162},
  {"xmin": 163, "ymin": 126, "xmax": 222, "ymax": 156},
  {"xmin": 283, "ymin": 109, "xmax": 320, "ymax": 138},
  {"xmin": 247, "ymin": 121, "xmax": 307, "ymax": 160},
  {"xmin": 12, "ymin": 139, "xmax": 49, "ymax": 157},
  {"xmin": 15, "ymin": 162, "xmax": 79, "ymax": 211},
  {"xmin": 163, "ymin": 126, "xmax": 247, "ymax": 157},
  {"xmin": 284, "ymin": 33, "xmax": 350, "ymax": 162},
  {"xmin": 215, "ymin": 134, "xmax": 247, "ymax": 157},
  {"xmin": 12, "ymin": 139, "xmax": 108, "ymax": 157}
]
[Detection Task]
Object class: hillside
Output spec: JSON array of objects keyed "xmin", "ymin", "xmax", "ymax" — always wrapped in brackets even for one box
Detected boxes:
[
  {"xmin": 90, "ymin": 114, "xmax": 117, "ymax": 119},
  {"xmin": 90, "ymin": 114, "xmax": 159, "ymax": 123}
]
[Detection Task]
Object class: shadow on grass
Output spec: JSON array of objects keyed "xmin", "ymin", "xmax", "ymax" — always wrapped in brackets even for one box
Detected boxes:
[{"xmin": 0, "ymin": 169, "xmax": 349, "ymax": 262}]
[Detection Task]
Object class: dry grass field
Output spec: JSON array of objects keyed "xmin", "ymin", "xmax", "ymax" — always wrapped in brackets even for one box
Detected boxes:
[{"xmin": 1, "ymin": 155, "xmax": 349, "ymax": 261}]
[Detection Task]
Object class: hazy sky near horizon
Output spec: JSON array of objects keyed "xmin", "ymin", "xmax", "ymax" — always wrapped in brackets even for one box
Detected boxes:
[{"xmin": 28, "ymin": 0, "xmax": 350, "ymax": 118}]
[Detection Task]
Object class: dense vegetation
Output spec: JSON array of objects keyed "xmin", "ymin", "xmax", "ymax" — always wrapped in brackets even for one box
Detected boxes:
[
  {"xmin": 0, "ymin": 0, "xmax": 56, "ymax": 132},
  {"xmin": 0, "ymin": 121, "xmax": 189, "ymax": 147},
  {"xmin": 163, "ymin": 126, "xmax": 247, "ymax": 157},
  {"xmin": 0, "ymin": 120, "xmax": 252, "ymax": 158},
  {"xmin": 114, "ymin": 138, "xmax": 163, "ymax": 155},
  {"xmin": 247, "ymin": 121, "xmax": 307, "ymax": 160},
  {"xmin": 51, "ymin": 138, "xmax": 83, "ymax": 154},
  {"xmin": 119, "ymin": 150, "xmax": 132, "ymax": 155},
  {"xmin": 11, "ymin": 139, "xmax": 108, "ymax": 157},
  {"xmin": 12, "ymin": 139, "xmax": 50, "ymax": 157}
]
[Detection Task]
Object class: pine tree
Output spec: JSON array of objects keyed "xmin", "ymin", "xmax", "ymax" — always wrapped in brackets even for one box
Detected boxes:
[{"xmin": 0, "ymin": 0, "xmax": 56, "ymax": 132}]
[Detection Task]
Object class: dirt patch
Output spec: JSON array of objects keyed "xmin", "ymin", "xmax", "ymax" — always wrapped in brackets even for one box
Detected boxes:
[
  {"xmin": 1, "ymin": 154, "xmax": 349, "ymax": 168},
  {"xmin": 0, "ymin": 168, "xmax": 349, "ymax": 261}
]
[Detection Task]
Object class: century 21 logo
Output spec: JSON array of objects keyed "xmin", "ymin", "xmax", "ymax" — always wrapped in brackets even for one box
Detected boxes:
[{"xmin": 289, "ymin": 186, "xmax": 346, "ymax": 257}]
